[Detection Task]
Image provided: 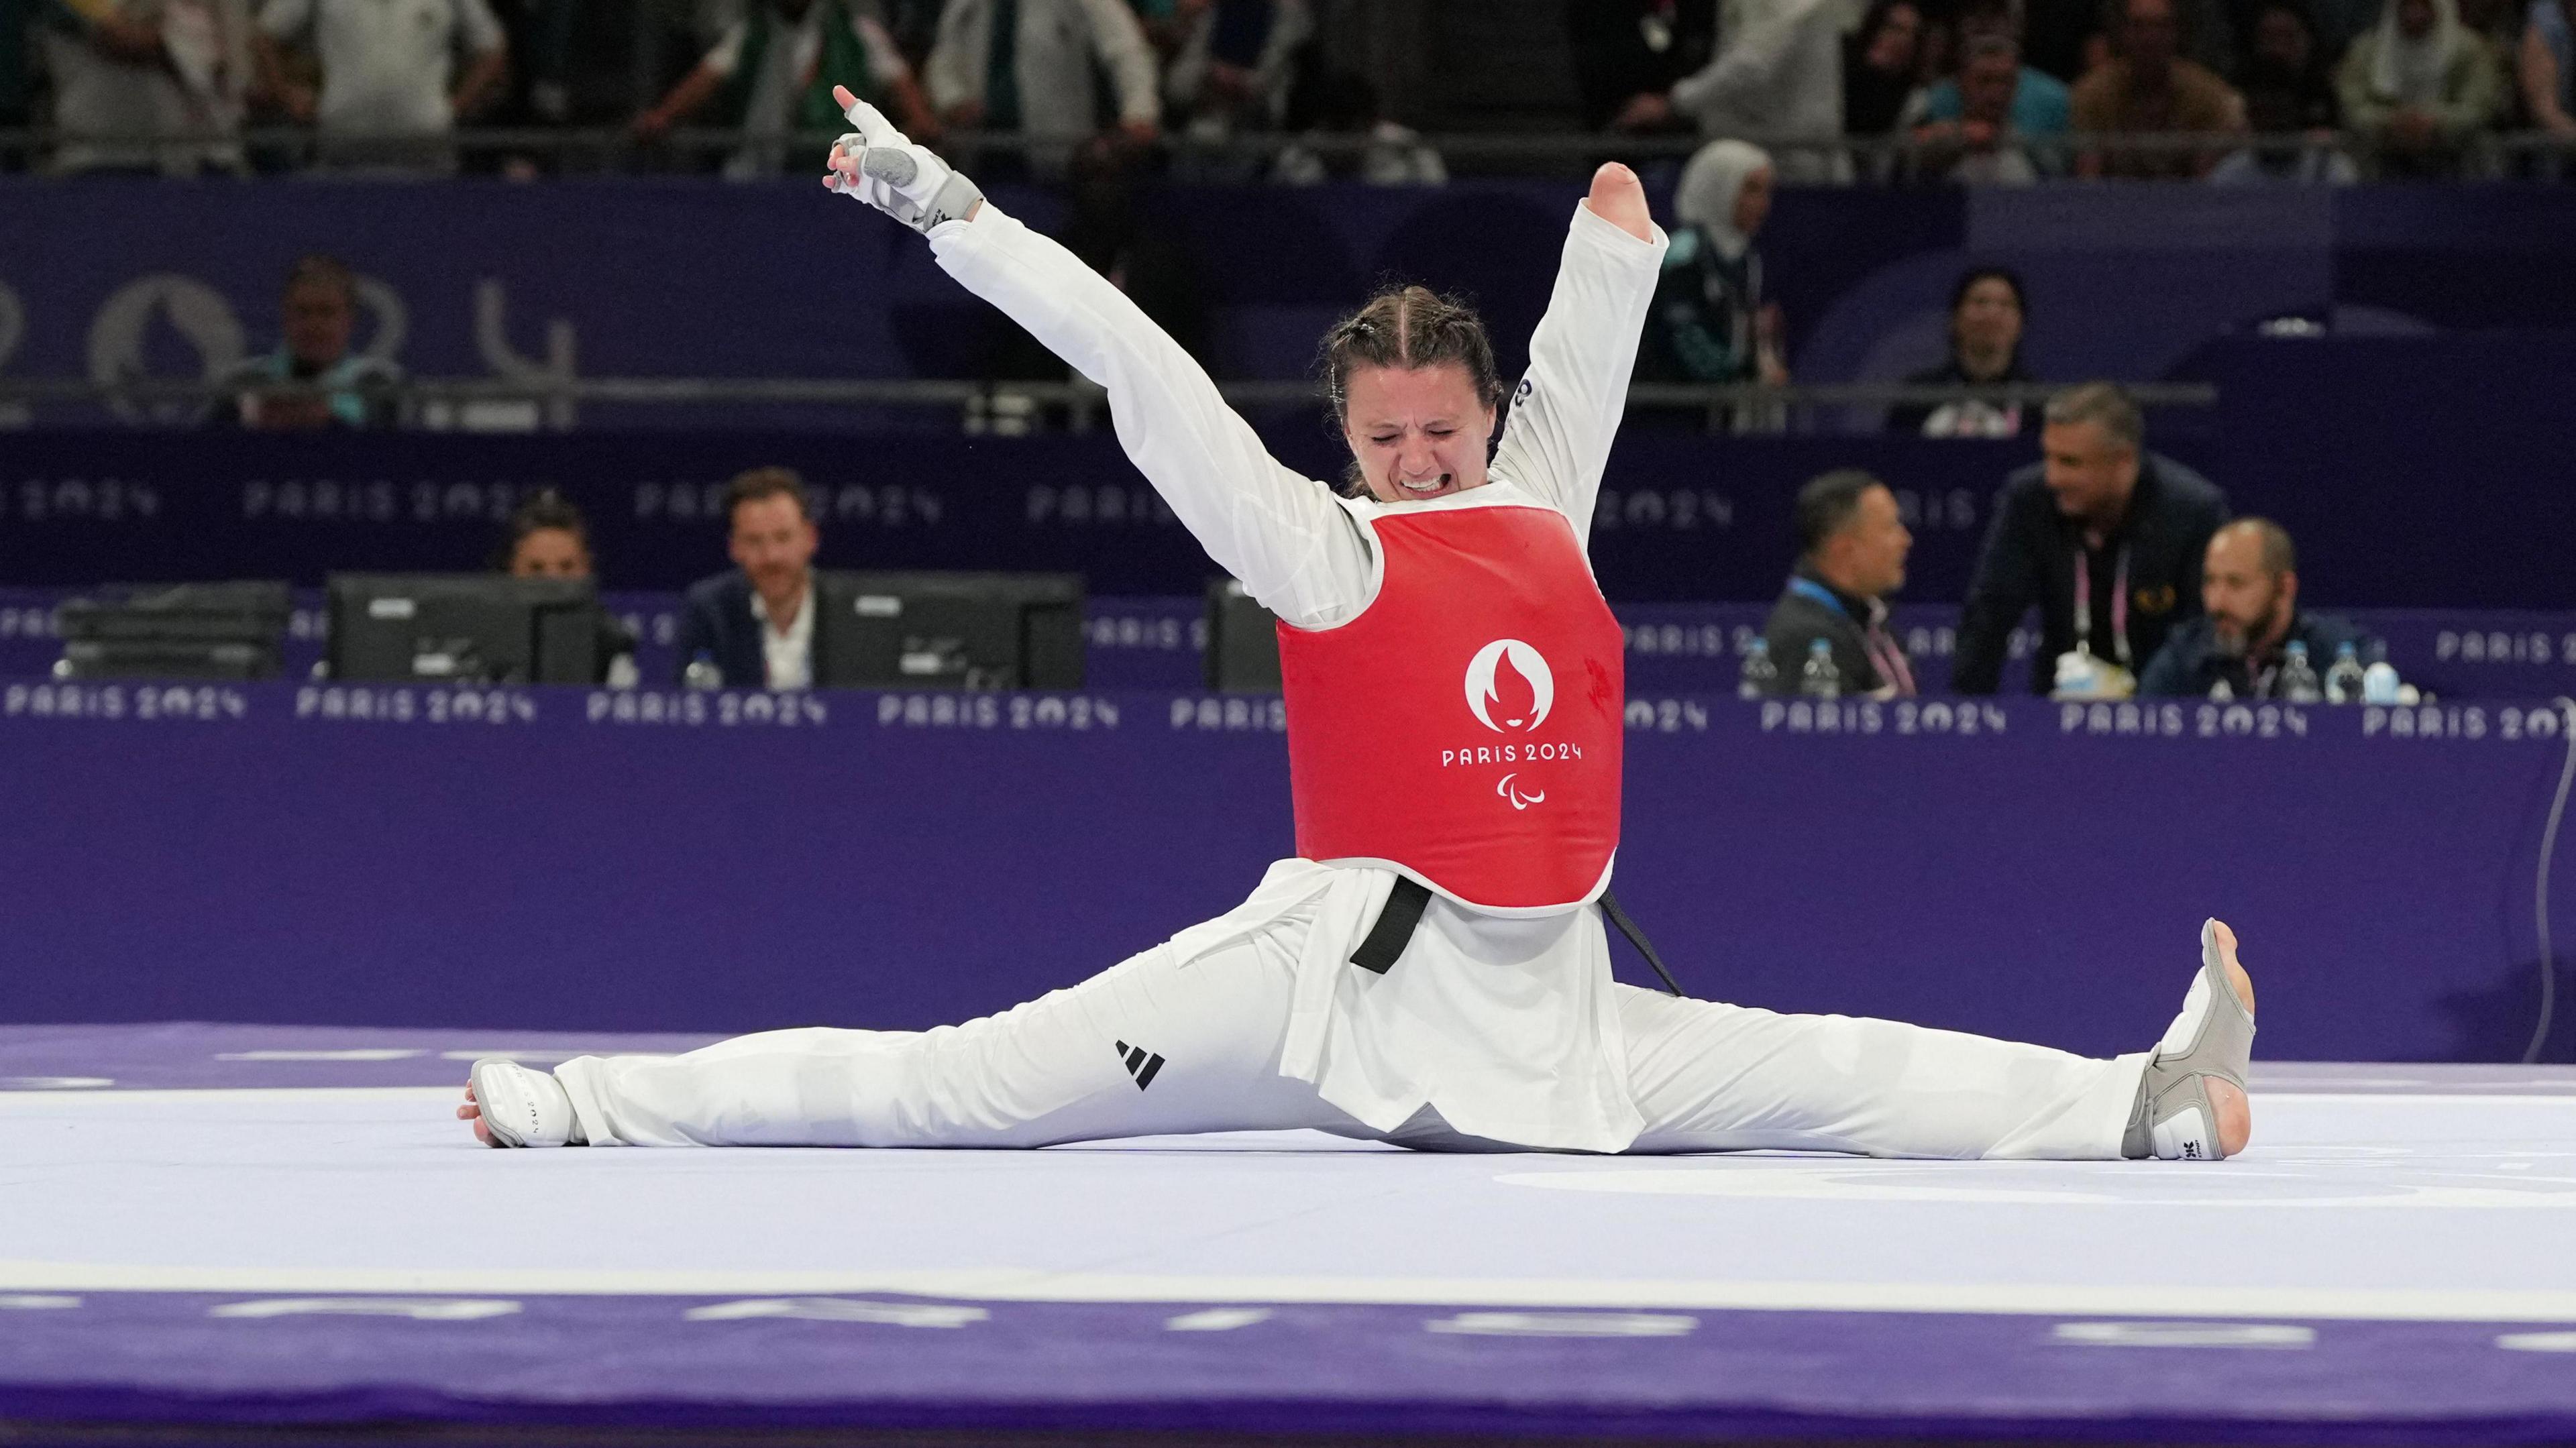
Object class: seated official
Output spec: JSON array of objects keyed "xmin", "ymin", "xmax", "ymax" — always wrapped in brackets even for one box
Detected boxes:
[
  {"xmin": 1759, "ymin": 469, "xmax": 1917, "ymax": 698},
  {"xmin": 2140, "ymin": 518, "xmax": 2378, "ymax": 700},
  {"xmin": 1952, "ymin": 383, "xmax": 2231, "ymax": 698},
  {"xmin": 213, "ymin": 255, "xmax": 402, "ymax": 431},
  {"xmin": 677, "ymin": 467, "xmax": 822, "ymax": 689},
  {"xmin": 494, "ymin": 490, "xmax": 640, "ymax": 689}
]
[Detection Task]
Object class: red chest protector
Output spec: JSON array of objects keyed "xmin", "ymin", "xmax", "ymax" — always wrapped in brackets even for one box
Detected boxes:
[{"xmin": 1276, "ymin": 499, "xmax": 1624, "ymax": 912}]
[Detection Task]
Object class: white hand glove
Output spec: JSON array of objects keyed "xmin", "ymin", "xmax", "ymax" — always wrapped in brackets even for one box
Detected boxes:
[{"xmin": 824, "ymin": 87, "xmax": 982, "ymax": 234}]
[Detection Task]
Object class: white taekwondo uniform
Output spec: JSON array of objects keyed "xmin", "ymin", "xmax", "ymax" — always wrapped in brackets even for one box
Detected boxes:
[{"xmin": 551, "ymin": 199, "xmax": 2151, "ymax": 1158}]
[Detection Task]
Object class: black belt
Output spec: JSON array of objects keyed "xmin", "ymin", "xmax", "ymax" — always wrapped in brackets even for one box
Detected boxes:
[{"xmin": 1349, "ymin": 877, "xmax": 1686, "ymax": 997}]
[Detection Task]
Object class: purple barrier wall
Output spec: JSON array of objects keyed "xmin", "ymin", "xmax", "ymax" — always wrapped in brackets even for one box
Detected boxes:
[
  {"xmin": 7, "ymin": 180, "xmax": 2576, "ymax": 422},
  {"xmin": 7, "ymin": 353, "xmax": 2574, "ymax": 606},
  {"xmin": 3, "ymin": 679, "xmax": 2571, "ymax": 1064}
]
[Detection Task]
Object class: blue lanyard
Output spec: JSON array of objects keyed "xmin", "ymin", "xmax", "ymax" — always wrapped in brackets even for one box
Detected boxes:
[{"xmin": 1786, "ymin": 576, "xmax": 1854, "ymax": 620}]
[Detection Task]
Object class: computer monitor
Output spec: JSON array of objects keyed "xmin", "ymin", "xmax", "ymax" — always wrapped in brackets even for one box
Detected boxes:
[
  {"xmin": 325, "ymin": 574, "xmax": 602, "ymax": 685},
  {"xmin": 814, "ymin": 571, "xmax": 1085, "ymax": 691},
  {"xmin": 55, "ymin": 581, "xmax": 291, "ymax": 681},
  {"xmin": 1203, "ymin": 579, "xmax": 1282, "ymax": 693}
]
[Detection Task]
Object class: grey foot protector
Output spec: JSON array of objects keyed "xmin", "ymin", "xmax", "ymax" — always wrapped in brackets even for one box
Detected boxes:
[{"xmin": 2122, "ymin": 919, "xmax": 2256, "ymax": 1160}]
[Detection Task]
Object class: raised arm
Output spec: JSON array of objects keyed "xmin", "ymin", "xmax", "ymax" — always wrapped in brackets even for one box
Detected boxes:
[
  {"xmin": 1487, "ymin": 163, "xmax": 1668, "ymax": 545},
  {"xmin": 824, "ymin": 91, "xmax": 1368, "ymax": 628}
]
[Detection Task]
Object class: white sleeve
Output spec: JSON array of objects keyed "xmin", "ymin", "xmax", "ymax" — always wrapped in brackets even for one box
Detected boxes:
[
  {"xmin": 1671, "ymin": 0, "xmax": 1818, "ymax": 117},
  {"xmin": 700, "ymin": 19, "xmax": 746, "ymax": 77},
  {"xmin": 1079, "ymin": 0, "xmax": 1162, "ymax": 125},
  {"xmin": 1487, "ymin": 202, "xmax": 1668, "ymax": 549},
  {"xmin": 851, "ymin": 14, "xmax": 911, "ymax": 85},
  {"xmin": 453, "ymin": 0, "xmax": 502, "ymax": 54},
  {"xmin": 922, "ymin": 0, "xmax": 975, "ymax": 111},
  {"xmin": 928, "ymin": 203, "xmax": 1371, "ymax": 627}
]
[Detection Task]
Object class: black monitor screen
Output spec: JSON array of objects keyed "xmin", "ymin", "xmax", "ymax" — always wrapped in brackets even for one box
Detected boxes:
[
  {"xmin": 815, "ymin": 571, "xmax": 1085, "ymax": 691},
  {"xmin": 1203, "ymin": 579, "xmax": 1282, "ymax": 693},
  {"xmin": 327, "ymin": 575, "xmax": 602, "ymax": 685}
]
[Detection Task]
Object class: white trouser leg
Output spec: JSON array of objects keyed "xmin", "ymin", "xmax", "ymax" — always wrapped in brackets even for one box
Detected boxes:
[
  {"xmin": 555, "ymin": 930, "xmax": 1368, "ymax": 1148},
  {"xmin": 1615, "ymin": 986, "xmax": 2148, "ymax": 1160}
]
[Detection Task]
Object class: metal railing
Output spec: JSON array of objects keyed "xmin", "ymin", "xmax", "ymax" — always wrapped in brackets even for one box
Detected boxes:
[
  {"xmin": 2, "ymin": 123, "xmax": 2570, "ymax": 177},
  {"xmin": 0, "ymin": 375, "xmax": 2219, "ymax": 435}
]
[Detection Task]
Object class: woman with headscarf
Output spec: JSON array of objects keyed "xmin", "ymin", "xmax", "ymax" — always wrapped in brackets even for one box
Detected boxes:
[
  {"xmin": 2336, "ymin": 0, "xmax": 2504, "ymax": 174},
  {"xmin": 1639, "ymin": 140, "xmax": 1788, "ymax": 430}
]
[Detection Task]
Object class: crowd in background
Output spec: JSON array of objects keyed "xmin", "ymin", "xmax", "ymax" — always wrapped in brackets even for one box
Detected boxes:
[{"xmin": 4, "ymin": 0, "xmax": 2571, "ymax": 177}]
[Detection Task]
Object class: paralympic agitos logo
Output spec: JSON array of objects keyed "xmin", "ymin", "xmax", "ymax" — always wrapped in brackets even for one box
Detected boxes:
[{"xmin": 1448, "ymin": 638, "xmax": 1582, "ymax": 812}]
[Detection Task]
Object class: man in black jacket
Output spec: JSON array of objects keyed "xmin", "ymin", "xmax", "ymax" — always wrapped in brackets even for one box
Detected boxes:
[
  {"xmin": 2139, "ymin": 518, "xmax": 2379, "ymax": 699},
  {"xmin": 676, "ymin": 467, "xmax": 823, "ymax": 689},
  {"xmin": 1759, "ymin": 469, "xmax": 1917, "ymax": 696},
  {"xmin": 1951, "ymin": 383, "xmax": 2230, "ymax": 696}
]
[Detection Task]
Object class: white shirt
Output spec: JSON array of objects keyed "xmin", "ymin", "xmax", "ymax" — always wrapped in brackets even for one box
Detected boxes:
[
  {"xmin": 258, "ymin": 0, "xmax": 503, "ymax": 137},
  {"xmin": 928, "ymin": 199, "xmax": 1669, "ymax": 1152},
  {"xmin": 46, "ymin": 0, "xmax": 252, "ymax": 174},
  {"xmin": 923, "ymin": 0, "xmax": 1159, "ymax": 160},
  {"xmin": 700, "ymin": 4, "xmax": 911, "ymax": 177},
  {"xmin": 751, "ymin": 583, "xmax": 814, "ymax": 690}
]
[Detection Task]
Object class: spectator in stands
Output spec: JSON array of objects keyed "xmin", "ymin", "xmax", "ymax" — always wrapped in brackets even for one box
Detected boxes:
[
  {"xmin": 494, "ymin": 489, "xmax": 641, "ymax": 687},
  {"xmin": 632, "ymin": 0, "xmax": 938, "ymax": 178},
  {"xmin": 1663, "ymin": 0, "xmax": 1856, "ymax": 181},
  {"xmin": 924, "ymin": 0, "xmax": 1159, "ymax": 176},
  {"xmin": 2140, "ymin": 518, "xmax": 2379, "ymax": 698},
  {"xmin": 1903, "ymin": 33, "xmax": 2048, "ymax": 182},
  {"xmin": 1888, "ymin": 268, "xmax": 2035, "ymax": 437},
  {"xmin": 1640, "ymin": 140, "xmax": 1787, "ymax": 422},
  {"xmin": 1951, "ymin": 383, "xmax": 2231, "ymax": 697},
  {"xmin": 1271, "ymin": 69, "xmax": 1445, "ymax": 185},
  {"xmin": 2023, "ymin": 0, "xmax": 2107, "ymax": 80},
  {"xmin": 1159, "ymin": 0, "xmax": 1309, "ymax": 165},
  {"xmin": 1904, "ymin": 1, "xmax": 2072, "ymax": 172},
  {"xmin": 2211, "ymin": 52, "xmax": 2362, "ymax": 179},
  {"xmin": 215, "ymin": 254, "xmax": 401, "ymax": 431},
  {"xmin": 2072, "ymin": 0, "xmax": 2243, "ymax": 178},
  {"xmin": 255, "ymin": 0, "xmax": 508, "ymax": 168},
  {"xmin": 2525, "ymin": 0, "xmax": 2576, "ymax": 146},
  {"xmin": 2337, "ymin": 0, "xmax": 2504, "ymax": 176},
  {"xmin": 1844, "ymin": 0, "xmax": 1927, "ymax": 148},
  {"xmin": 39, "ymin": 0, "xmax": 251, "ymax": 174},
  {"xmin": 1759, "ymin": 469, "xmax": 1919, "ymax": 698},
  {"xmin": 2240, "ymin": 0, "xmax": 2341, "ymax": 124},
  {"xmin": 1574, "ymin": 0, "xmax": 1718, "ymax": 132},
  {"xmin": 678, "ymin": 467, "xmax": 822, "ymax": 690}
]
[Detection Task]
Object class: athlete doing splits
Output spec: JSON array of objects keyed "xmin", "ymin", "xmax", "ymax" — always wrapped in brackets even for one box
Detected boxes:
[{"xmin": 462, "ymin": 92, "xmax": 2255, "ymax": 1162}]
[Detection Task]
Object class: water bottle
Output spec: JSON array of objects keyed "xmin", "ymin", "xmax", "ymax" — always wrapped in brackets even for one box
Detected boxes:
[
  {"xmin": 2362, "ymin": 659, "xmax": 2402, "ymax": 706},
  {"xmin": 2276, "ymin": 640, "xmax": 2322, "ymax": 703},
  {"xmin": 682, "ymin": 651, "xmax": 723, "ymax": 691},
  {"xmin": 1799, "ymin": 638, "xmax": 1841, "ymax": 700},
  {"xmin": 1737, "ymin": 638, "xmax": 1778, "ymax": 699},
  {"xmin": 2324, "ymin": 640, "xmax": 2366, "ymax": 705}
]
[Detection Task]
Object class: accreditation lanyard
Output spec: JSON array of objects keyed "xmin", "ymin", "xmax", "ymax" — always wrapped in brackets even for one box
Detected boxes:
[
  {"xmin": 2071, "ymin": 545, "xmax": 2132, "ymax": 669},
  {"xmin": 1786, "ymin": 577, "xmax": 1917, "ymax": 695}
]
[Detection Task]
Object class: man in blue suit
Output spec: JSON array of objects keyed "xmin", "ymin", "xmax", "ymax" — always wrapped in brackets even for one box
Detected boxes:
[{"xmin": 676, "ymin": 467, "xmax": 823, "ymax": 688}]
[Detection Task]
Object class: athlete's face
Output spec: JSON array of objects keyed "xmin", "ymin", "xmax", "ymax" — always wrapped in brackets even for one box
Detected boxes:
[{"xmin": 1340, "ymin": 363, "xmax": 1496, "ymax": 504}]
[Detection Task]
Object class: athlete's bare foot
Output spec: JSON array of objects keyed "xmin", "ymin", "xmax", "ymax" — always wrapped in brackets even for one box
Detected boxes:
[
  {"xmin": 456, "ymin": 1081, "xmax": 494, "ymax": 1146},
  {"xmin": 2204, "ymin": 920, "xmax": 2255, "ymax": 1158}
]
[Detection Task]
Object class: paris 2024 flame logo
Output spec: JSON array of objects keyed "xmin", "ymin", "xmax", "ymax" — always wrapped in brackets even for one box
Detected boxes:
[{"xmin": 1464, "ymin": 639, "xmax": 1554, "ymax": 812}]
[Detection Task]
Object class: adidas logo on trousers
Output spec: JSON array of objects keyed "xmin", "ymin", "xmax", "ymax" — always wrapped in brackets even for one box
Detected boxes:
[{"xmin": 1114, "ymin": 1041, "xmax": 1165, "ymax": 1090}]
